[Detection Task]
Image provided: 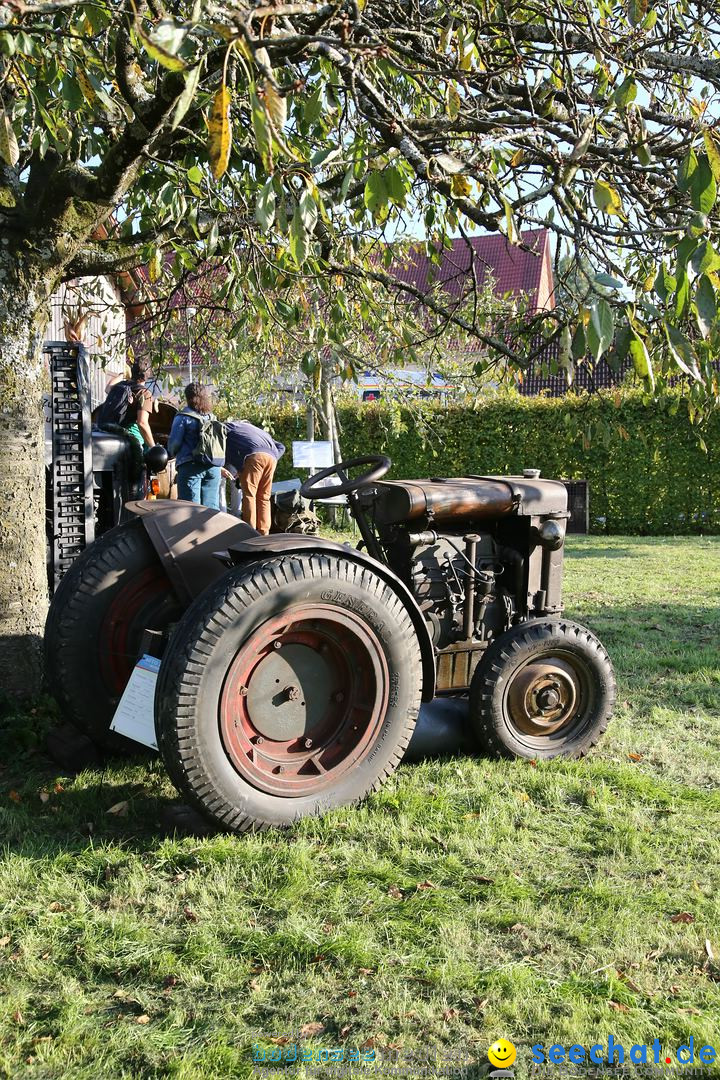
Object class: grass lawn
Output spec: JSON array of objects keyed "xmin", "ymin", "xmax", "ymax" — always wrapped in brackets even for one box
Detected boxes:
[{"xmin": 1, "ymin": 535, "xmax": 719, "ymax": 1079}]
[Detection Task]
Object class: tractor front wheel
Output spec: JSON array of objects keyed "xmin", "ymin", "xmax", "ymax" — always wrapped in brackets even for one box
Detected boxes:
[
  {"xmin": 469, "ymin": 620, "xmax": 615, "ymax": 760},
  {"xmin": 155, "ymin": 554, "xmax": 423, "ymax": 831}
]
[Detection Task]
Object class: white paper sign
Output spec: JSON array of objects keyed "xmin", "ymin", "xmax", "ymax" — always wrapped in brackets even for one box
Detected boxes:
[
  {"xmin": 110, "ymin": 654, "xmax": 160, "ymax": 750},
  {"xmin": 292, "ymin": 440, "xmax": 333, "ymax": 469}
]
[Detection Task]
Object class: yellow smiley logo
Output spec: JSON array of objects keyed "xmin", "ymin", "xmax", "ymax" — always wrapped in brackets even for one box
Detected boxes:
[{"xmin": 488, "ymin": 1039, "xmax": 517, "ymax": 1069}]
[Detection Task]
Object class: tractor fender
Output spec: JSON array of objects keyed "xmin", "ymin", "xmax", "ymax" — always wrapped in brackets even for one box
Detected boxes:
[
  {"xmin": 226, "ymin": 534, "xmax": 436, "ymax": 702},
  {"xmin": 125, "ymin": 499, "xmax": 258, "ymax": 606}
]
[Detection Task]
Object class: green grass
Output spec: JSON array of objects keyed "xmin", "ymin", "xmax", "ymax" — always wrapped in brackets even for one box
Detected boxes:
[{"xmin": 1, "ymin": 536, "xmax": 719, "ymax": 1079}]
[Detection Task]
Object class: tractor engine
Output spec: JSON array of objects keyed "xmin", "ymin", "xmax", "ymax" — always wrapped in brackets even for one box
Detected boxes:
[{"xmin": 399, "ymin": 530, "xmax": 514, "ymax": 649}]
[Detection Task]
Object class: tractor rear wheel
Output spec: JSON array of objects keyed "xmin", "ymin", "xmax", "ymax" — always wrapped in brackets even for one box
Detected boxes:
[
  {"xmin": 44, "ymin": 518, "xmax": 182, "ymax": 747},
  {"xmin": 155, "ymin": 554, "xmax": 423, "ymax": 831},
  {"xmin": 470, "ymin": 620, "xmax": 615, "ymax": 760}
]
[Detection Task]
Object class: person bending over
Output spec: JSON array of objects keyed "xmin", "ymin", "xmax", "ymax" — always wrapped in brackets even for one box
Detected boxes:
[{"xmin": 225, "ymin": 419, "xmax": 285, "ymax": 534}]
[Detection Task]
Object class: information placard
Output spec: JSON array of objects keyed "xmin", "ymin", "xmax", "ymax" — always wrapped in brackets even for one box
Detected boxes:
[
  {"xmin": 292, "ymin": 440, "xmax": 333, "ymax": 469},
  {"xmin": 110, "ymin": 654, "xmax": 160, "ymax": 750}
]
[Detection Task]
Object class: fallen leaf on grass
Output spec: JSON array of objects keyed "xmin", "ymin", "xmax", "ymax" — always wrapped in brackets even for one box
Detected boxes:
[
  {"xmin": 387, "ymin": 885, "xmax": 403, "ymax": 900},
  {"xmin": 442, "ymin": 1008, "xmax": 458, "ymax": 1021},
  {"xmin": 135, "ymin": 1015, "xmax": 150, "ymax": 1025},
  {"xmin": 8, "ymin": 790, "xmax": 21, "ymax": 803},
  {"xmin": 299, "ymin": 1022, "xmax": 325, "ymax": 1038},
  {"xmin": 415, "ymin": 880, "xmax": 437, "ymax": 891},
  {"xmin": 339, "ymin": 1025, "xmax": 352, "ymax": 1038},
  {"xmin": 670, "ymin": 912, "xmax": 695, "ymax": 924},
  {"xmin": 183, "ymin": 907, "xmax": 198, "ymax": 922},
  {"xmin": 249, "ymin": 978, "xmax": 262, "ymax": 992},
  {"xmin": 680, "ymin": 1007, "xmax": 702, "ymax": 1016},
  {"xmin": 358, "ymin": 968, "xmax": 374, "ymax": 976},
  {"xmin": 39, "ymin": 791, "xmax": 50, "ymax": 804},
  {"xmin": 47, "ymin": 902, "xmax": 65, "ymax": 913},
  {"xmin": 269, "ymin": 1035, "xmax": 290, "ymax": 1046},
  {"xmin": 608, "ymin": 1001, "xmax": 630, "ymax": 1012},
  {"xmin": 163, "ymin": 975, "xmax": 178, "ymax": 989},
  {"xmin": 705, "ymin": 940, "xmax": 715, "ymax": 961},
  {"xmin": 472, "ymin": 876, "xmax": 494, "ymax": 885},
  {"xmin": 0, "ymin": 936, "xmax": 10, "ymax": 948},
  {"xmin": 628, "ymin": 753, "xmax": 643, "ymax": 762},
  {"xmin": 509, "ymin": 922, "xmax": 529, "ymax": 936},
  {"xmin": 107, "ymin": 801, "xmax": 129, "ymax": 817},
  {"xmin": 53, "ymin": 783, "xmax": 64, "ymax": 794},
  {"xmin": 13, "ymin": 1010, "xmax": 24, "ymax": 1024},
  {"xmin": 348, "ymin": 990, "xmax": 357, "ymax": 998}
]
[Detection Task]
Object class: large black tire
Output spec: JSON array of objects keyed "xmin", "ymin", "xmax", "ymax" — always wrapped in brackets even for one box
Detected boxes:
[
  {"xmin": 470, "ymin": 619, "xmax": 615, "ymax": 760},
  {"xmin": 155, "ymin": 554, "xmax": 423, "ymax": 832},
  {"xmin": 44, "ymin": 518, "xmax": 182, "ymax": 746}
]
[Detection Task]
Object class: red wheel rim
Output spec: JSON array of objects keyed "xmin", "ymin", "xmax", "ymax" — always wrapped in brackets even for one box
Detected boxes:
[
  {"xmin": 219, "ymin": 604, "xmax": 390, "ymax": 797},
  {"xmin": 99, "ymin": 566, "xmax": 179, "ymax": 696}
]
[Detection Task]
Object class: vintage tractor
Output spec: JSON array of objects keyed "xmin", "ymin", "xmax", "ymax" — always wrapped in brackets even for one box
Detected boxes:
[{"xmin": 44, "ymin": 456, "xmax": 615, "ymax": 832}]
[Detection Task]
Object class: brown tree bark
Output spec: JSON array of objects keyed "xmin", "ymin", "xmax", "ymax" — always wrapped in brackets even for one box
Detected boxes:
[{"xmin": 0, "ymin": 258, "xmax": 53, "ymax": 694}]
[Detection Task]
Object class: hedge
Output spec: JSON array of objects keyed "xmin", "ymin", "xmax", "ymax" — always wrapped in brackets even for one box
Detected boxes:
[{"xmin": 249, "ymin": 390, "xmax": 720, "ymax": 535}]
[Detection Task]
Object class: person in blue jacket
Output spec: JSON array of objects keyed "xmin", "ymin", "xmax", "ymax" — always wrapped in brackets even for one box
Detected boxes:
[{"xmin": 167, "ymin": 384, "xmax": 221, "ymax": 509}]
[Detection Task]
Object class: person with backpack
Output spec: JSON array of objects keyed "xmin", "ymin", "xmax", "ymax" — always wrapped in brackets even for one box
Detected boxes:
[
  {"xmin": 224, "ymin": 420, "xmax": 285, "ymax": 534},
  {"xmin": 167, "ymin": 384, "xmax": 225, "ymax": 510},
  {"xmin": 97, "ymin": 359, "xmax": 156, "ymax": 450}
]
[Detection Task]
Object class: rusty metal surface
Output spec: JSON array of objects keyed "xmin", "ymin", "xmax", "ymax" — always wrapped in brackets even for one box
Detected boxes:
[
  {"xmin": 435, "ymin": 640, "xmax": 486, "ymax": 693},
  {"xmin": 368, "ymin": 479, "xmax": 516, "ymax": 525},
  {"xmin": 126, "ymin": 499, "xmax": 259, "ymax": 605},
  {"xmin": 465, "ymin": 475, "xmax": 569, "ymax": 516}
]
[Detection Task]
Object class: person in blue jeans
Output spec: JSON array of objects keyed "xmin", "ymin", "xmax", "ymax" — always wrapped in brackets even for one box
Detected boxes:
[{"xmin": 167, "ymin": 383, "xmax": 221, "ymax": 509}]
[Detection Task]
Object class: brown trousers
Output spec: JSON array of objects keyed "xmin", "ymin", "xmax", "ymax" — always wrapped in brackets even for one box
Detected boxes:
[{"xmin": 240, "ymin": 452, "xmax": 276, "ymax": 534}]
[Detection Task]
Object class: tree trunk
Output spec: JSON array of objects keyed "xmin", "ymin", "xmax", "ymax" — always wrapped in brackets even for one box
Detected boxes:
[{"xmin": 0, "ymin": 261, "xmax": 52, "ymax": 695}]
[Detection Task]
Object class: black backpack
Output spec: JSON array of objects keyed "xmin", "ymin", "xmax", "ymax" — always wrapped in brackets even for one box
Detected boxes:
[{"xmin": 97, "ymin": 380, "xmax": 141, "ymax": 429}]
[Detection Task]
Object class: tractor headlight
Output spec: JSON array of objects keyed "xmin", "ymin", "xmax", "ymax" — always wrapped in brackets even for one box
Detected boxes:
[{"xmin": 539, "ymin": 519, "xmax": 565, "ymax": 550}]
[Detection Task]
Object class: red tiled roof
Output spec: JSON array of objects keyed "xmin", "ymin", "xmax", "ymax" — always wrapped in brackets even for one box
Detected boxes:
[{"xmin": 389, "ymin": 229, "xmax": 551, "ymax": 312}]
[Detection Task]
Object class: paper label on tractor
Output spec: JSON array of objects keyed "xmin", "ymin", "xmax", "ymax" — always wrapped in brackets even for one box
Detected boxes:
[{"xmin": 110, "ymin": 654, "xmax": 160, "ymax": 750}]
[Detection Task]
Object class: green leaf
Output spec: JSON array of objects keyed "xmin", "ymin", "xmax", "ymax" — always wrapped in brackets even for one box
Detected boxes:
[
  {"xmin": 677, "ymin": 149, "xmax": 697, "ymax": 194},
  {"xmin": 172, "ymin": 62, "xmax": 202, "ymax": 130},
  {"xmin": 593, "ymin": 179, "xmax": 622, "ymax": 215},
  {"xmin": 695, "ymin": 275, "xmax": 717, "ymax": 339},
  {"xmin": 571, "ymin": 323, "xmax": 586, "ymax": 360},
  {"xmin": 385, "ymin": 165, "xmax": 407, "ymax": 207},
  {"xmin": 614, "ymin": 77, "xmax": 637, "ymax": 108},
  {"xmin": 364, "ymin": 171, "xmax": 388, "ymax": 218},
  {"xmin": 628, "ymin": 331, "xmax": 654, "ymax": 390},
  {"xmin": 299, "ymin": 184, "xmax": 318, "ymax": 232},
  {"xmin": 250, "ymin": 89, "xmax": 272, "ymax": 171},
  {"xmin": 255, "ymin": 180, "xmax": 276, "ymax": 231},
  {"xmin": 690, "ymin": 240, "xmax": 720, "ymax": 275},
  {"xmin": 587, "ymin": 299, "xmax": 615, "ymax": 360},
  {"xmin": 595, "ymin": 272, "xmax": 624, "ymax": 289},
  {"xmin": 675, "ymin": 269, "xmax": 690, "ymax": 320},
  {"xmin": 627, "ymin": 0, "xmax": 649, "ymax": 25},
  {"xmin": 666, "ymin": 325, "xmax": 700, "ymax": 379},
  {"xmin": 289, "ymin": 204, "xmax": 308, "ymax": 265},
  {"xmin": 690, "ymin": 155, "xmax": 716, "ymax": 213}
]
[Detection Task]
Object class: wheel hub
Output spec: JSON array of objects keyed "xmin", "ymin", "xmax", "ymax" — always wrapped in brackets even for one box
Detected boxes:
[
  {"xmin": 507, "ymin": 658, "xmax": 580, "ymax": 736},
  {"xmin": 245, "ymin": 644, "xmax": 331, "ymax": 741}
]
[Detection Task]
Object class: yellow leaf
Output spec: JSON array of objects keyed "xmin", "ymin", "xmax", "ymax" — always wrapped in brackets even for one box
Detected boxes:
[
  {"xmin": 0, "ymin": 107, "xmax": 19, "ymax": 167},
  {"xmin": 447, "ymin": 86, "xmax": 461, "ymax": 119},
  {"xmin": 208, "ymin": 84, "xmax": 232, "ymax": 179},
  {"xmin": 703, "ymin": 130, "xmax": 720, "ymax": 184},
  {"xmin": 134, "ymin": 20, "xmax": 186, "ymax": 72},
  {"xmin": 262, "ymin": 81, "xmax": 287, "ymax": 132},
  {"xmin": 451, "ymin": 174, "xmax": 471, "ymax": 198},
  {"xmin": 148, "ymin": 250, "xmax": 162, "ymax": 283},
  {"xmin": 510, "ymin": 148, "xmax": 525, "ymax": 167},
  {"xmin": 75, "ymin": 68, "xmax": 96, "ymax": 106}
]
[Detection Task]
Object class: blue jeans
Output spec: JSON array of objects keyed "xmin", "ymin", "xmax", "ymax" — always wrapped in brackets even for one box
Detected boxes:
[{"xmin": 176, "ymin": 462, "xmax": 221, "ymax": 510}]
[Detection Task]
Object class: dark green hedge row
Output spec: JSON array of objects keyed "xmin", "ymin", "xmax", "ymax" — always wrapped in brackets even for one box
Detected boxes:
[{"xmin": 250, "ymin": 391, "xmax": 720, "ymax": 535}]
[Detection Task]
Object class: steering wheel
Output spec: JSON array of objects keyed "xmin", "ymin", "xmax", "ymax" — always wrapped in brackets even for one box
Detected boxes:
[{"xmin": 299, "ymin": 455, "xmax": 391, "ymax": 500}]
